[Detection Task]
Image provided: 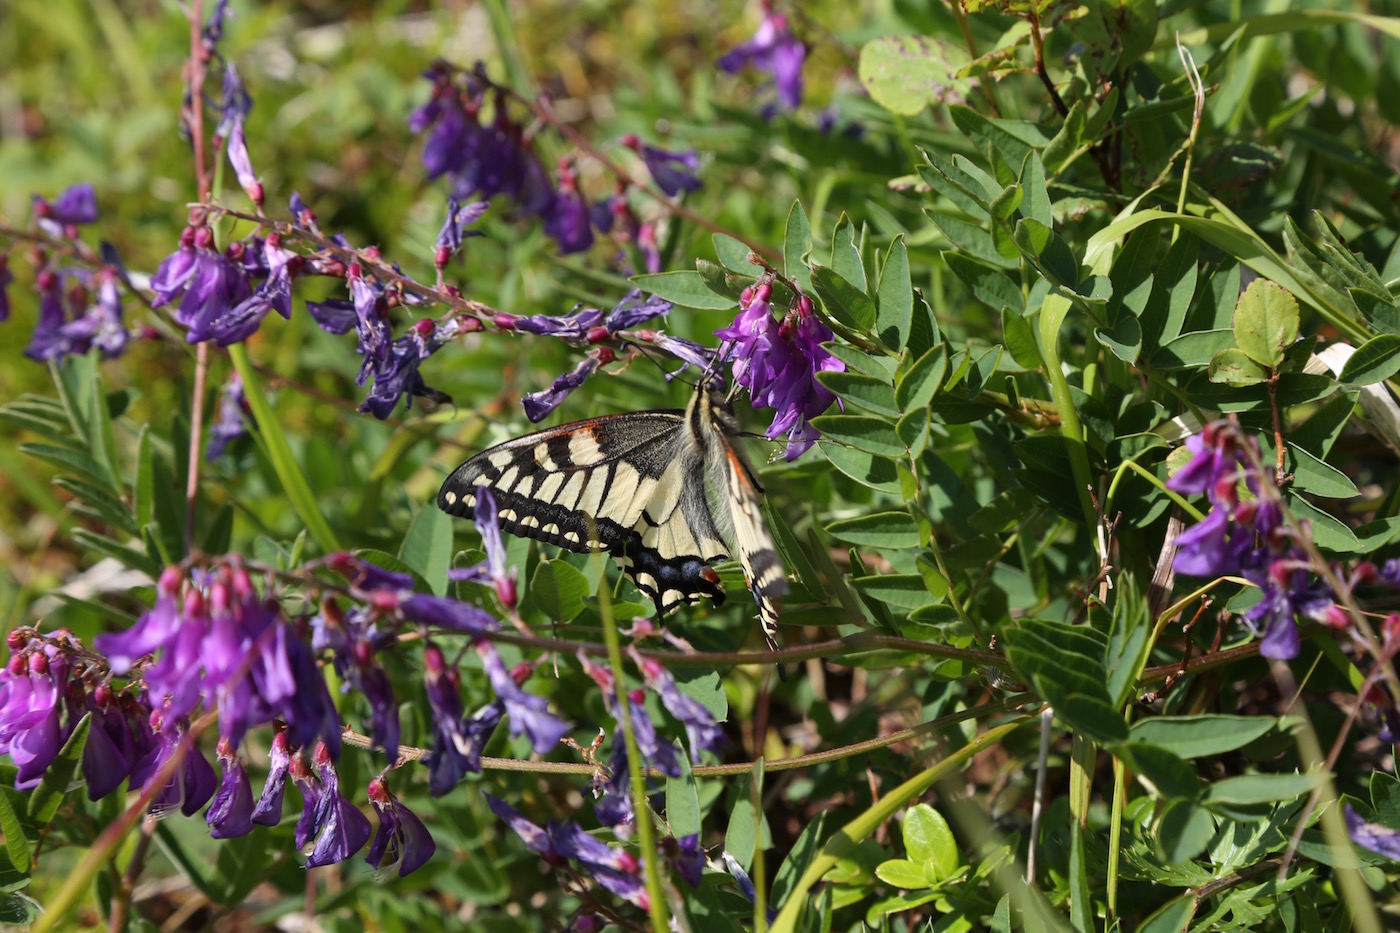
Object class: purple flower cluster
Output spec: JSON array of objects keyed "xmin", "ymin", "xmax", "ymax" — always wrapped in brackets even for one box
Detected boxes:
[
  {"xmin": 717, "ymin": 4, "xmax": 806, "ymax": 112},
  {"xmin": 1168, "ymin": 421, "xmax": 1344, "ymax": 659},
  {"xmin": 716, "ymin": 280, "xmax": 843, "ymax": 460}
]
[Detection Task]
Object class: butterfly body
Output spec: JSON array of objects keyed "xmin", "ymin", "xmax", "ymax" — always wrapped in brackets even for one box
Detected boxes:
[{"xmin": 437, "ymin": 385, "xmax": 786, "ymax": 648}]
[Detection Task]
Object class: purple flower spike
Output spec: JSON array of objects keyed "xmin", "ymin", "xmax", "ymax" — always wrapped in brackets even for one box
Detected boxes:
[
  {"xmin": 622, "ymin": 135, "xmax": 702, "ymax": 196},
  {"xmin": 1347, "ymin": 804, "xmax": 1400, "ymax": 861},
  {"xmin": 366, "ymin": 775, "xmax": 437, "ymax": 876},
  {"xmin": 479, "ymin": 644, "xmax": 569, "ymax": 754},
  {"xmin": 206, "ymin": 372, "xmax": 247, "ymax": 460},
  {"xmin": 251, "ymin": 730, "xmax": 292, "ymax": 825},
  {"xmin": 207, "ymin": 739, "xmax": 255, "ymax": 839},
  {"xmin": 522, "ymin": 353, "xmax": 605, "ymax": 423},
  {"xmin": 717, "ymin": 9, "xmax": 806, "ymax": 111}
]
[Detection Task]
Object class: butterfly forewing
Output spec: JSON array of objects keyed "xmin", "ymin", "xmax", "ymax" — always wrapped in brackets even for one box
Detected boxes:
[{"xmin": 437, "ymin": 385, "xmax": 786, "ymax": 646}]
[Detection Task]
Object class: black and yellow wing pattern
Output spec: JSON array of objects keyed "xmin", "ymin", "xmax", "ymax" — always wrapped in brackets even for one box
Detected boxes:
[{"xmin": 436, "ymin": 385, "xmax": 787, "ymax": 648}]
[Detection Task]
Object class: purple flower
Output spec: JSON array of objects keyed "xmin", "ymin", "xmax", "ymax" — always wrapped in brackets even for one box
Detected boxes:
[
  {"xmin": 302, "ymin": 744, "xmax": 373, "ymax": 867},
  {"xmin": 0, "ymin": 645, "xmax": 71, "ymax": 789},
  {"xmin": 522, "ymin": 353, "xmax": 605, "ymax": 422},
  {"xmin": 593, "ymin": 745, "xmax": 634, "ymax": 831},
  {"xmin": 549, "ymin": 821, "xmax": 639, "ymax": 875},
  {"xmin": 1, "ymin": 255, "xmax": 12, "ymax": 322},
  {"xmin": 716, "ymin": 283, "xmax": 843, "ymax": 459},
  {"xmin": 544, "ymin": 186, "xmax": 594, "ymax": 255},
  {"xmin": 365, "ymin": 775, "xmax": 436, "ymax": 876},
  {"xmin": 201, "ymin": 0, "xmax": 233, "ymax": 56},
  {"xmin": 307, "ymin": 298, "xmax": 357, "ymax": 334},
  {"xmin": 207, "ymin": 739, "xmax": 255, "ymax": 838},
  {"xmin": 644, "ymin": 332, "xmax": 716, "ymax": 378},
  {"xmin": 1346, "ymin": 804, "xmax": 1400, "ymax": 860},
  {"xmin": 1172, "ymin": 508, "xmax": 1231, "ymax": 578},
  {"xmin": 32, "ymin": 183, "xmax": 99, "ymax": 235},
  {"xmin": 251, "ymin": 730, "xmax": 292, "ymax": 825},
  {"xmin": 479, "ymin": 644, "xmax": 569, "ymax": 754},
  {"xmin": 717, "ymin": 9, "xmax": 805, "ymax": 111},
  {"xmin": 151, "ymin": 228, "xmax": 257, "ymax": 345},
  {"xmin": 359, "ymin": 318, "xmax": 456, "ymax": 420},
  {"xmin": 435, "ymin": 198, "xmax": 488, "ymax": 266},
  {"xmin": 132, "ymin": 726, "xmax": 218, "ymax": 818},
  {"xmin": 722, "ymin": 850, "xmax": 779, "ymax": 922},
  {"xmin": 622, "ymin": 135, "xmax": 702, "ymax": 196},
  {"xmin": 666, "ymin": 834, "xmax": 706, "ymax": 888},
  {"xmin": 206, "ymin": 372, "xmax": 247, "ymax": 460},
  {"xmin": 81, "ymin": 685, "xmax": 137, "ymax": 800},
  {"xmin": 486, "ymin": 793, "xmax": 558, "ymax": 861},
  {"xmin": 95, "ymin": 567, "xmax": 185, "ymax": 672},
  {"xmin": 399, "ymin": 593, "xmax": 501, "ymax": 636},
  {"xmin": 423, "ymin": 643, "xmax": 496, "ymax": 795},
  {"xmin": 215, "ymin": 62, "xmax": 252, "ymax": 138},
  {"xmin": 605, "ymin": 290, "xmax": 672, "ymax": 331},
  {"xmin": 226, "ymin": 121, "xmax": 264, "ymax": 207},
  {"xmin": 326, "ymin": 552, "xmax": 418, "ymax": 592},
  {"xmin": 636, "ymin": 653, "xmax": 725, "ymax": 760}
]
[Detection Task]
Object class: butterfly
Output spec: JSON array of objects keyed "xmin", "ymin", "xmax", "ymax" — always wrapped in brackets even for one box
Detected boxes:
[{"xmin": 436, "ymin": 381, "xmax": 787, "ymax": 650}]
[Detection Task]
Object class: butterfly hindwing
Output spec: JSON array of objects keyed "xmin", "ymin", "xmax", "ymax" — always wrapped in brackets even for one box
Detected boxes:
[{"xmin": 437, "ymin": 386, "xmax": 787, "ymax": 646}]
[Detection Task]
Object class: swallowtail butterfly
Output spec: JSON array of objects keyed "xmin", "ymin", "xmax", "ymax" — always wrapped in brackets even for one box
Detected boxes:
[{"xmin": 437, "ymin": 383, "xmax": 788, "ymax": 649}]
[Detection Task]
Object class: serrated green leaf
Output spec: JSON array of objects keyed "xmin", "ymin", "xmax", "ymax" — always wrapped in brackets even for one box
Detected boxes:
[
  {"xmin": 531, "ymin": 559, "xmax": 588, "ymax": 622},
  {"xmin": 27, "ymin": 714, "xmax": 90, "ymax": 825},
  {"xmin": 812, "ymin": 266, "xmax": 877, "ymax": 332},
  {"xmin": 399, "ymin": 506, "xmax": 453, "ymax": 595},
  {"xmin": 876, "ymin": 237, "xmax": 913, "ymax": 352},
  {"xmin": 631, "ymin": 270, "xmax": 738, "ymax": 310},
  {"xmin": 1233, "ymin": 279, "xmax": 1299, "ymax": 369},
  {"xmin": 1209, "ymin": 348, "xmax": 1271, "ymax": 386},
  {"xmin": 1128, "ymin": 715, "xmax": 1277, "ymax": 759},
  {"xmin": 825, "ymin": 512, "xmax": 920, "ymax": 549},
  {"xmin": 809, "ymin": 415, "xmax": 904, "ymax": 456},
  {"xmin": 1338, "ymin": 335, "xmax": 1400, "ymax": 385}
]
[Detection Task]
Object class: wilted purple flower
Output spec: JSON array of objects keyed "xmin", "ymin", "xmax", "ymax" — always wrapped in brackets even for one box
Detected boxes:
[
  {"xmin": 544, "ymin": 185, "xmax": 594, "ymax": 255},
  {"xmin": 207, "ymin": 738, "xmax": 255, "ymax": 838},
  {"xmin": 605, "ymin": 290, "xmax": 671, "ymax": 331},
  {"xmin": 622, "ymin": 135, "xmax": 701, "ymax": 196},
  {"xmin": 435, "ymin": 198, "xmax": 489, "ymax": 267},
  {"xmin": 423, "ymin": 643, "xmax": 493, "ymax": 794},
  {"xmin": 626, "ymin": 692, "xmax": 680, "ymax": 778},
  {"xmin": 0, "ymin": 644, "xmax": 71, "ymax": 789},
  {"xmin": 640, "ymin": 331, "xmax": 716, "ymax": 379},
  {"xmin": 359, "ymin": 318, "xmax": 455, "ymax": 419},
  {"xmin": 717, "ymin": 8, "xmax": 805, "ymax": 111},
  {"xmin": 501, "ymin": 305, "xmax": 604, "ymax": 339},
  {"xmin": 637, "ymin": 223, "xmax": 662, "ymax": 275},
  {"xmin": 303, "ymin": 744, "xmax": 373, "ymax": 867},
  {"xmin": 201, "ymin": 0, "xmax": 233, "ymax": 56},
  {"xmin": 215, "ymin": 63, "xmax": 253, "ymax": 139},
  {"xmin": 132, "ymin": 724, "xmax": 218, "ymax": 818},
  {"xmin": 716, "ymin": 283, "xmax": 842, "ymax": 459},
  {"xmin": 32, "ymin": 183, "xmax": 99, "ymax": 236},
  {"xmin": 522, "ymin": 351, "xmax": 609, "ymax": 422},
  {"xmin": 478, "ymin": 644, "xmax": 569, "ymax": 754},
  {"xmin": 251, "ymin": 730, "xmax": 292, "ymax": 825},
  {"xmin": 1347, "ymin": 804, "xmax": 1400, "ymax": 860},
  {"xmin": 289, "ymin": 192, "xmax": 320, "ymax": 233},
  {"xmin": 365, "ymin": 774, "xmax": 436, "ymax": 876},
  {"xmin": 206, "ymin": 372, "xmax": 247, "ymax": 460}
]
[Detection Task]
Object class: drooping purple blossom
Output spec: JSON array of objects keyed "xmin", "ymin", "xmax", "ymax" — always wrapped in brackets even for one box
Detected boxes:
[
  {"xmin": 207, "ymin": 738, "xmax": 255, "ymax": 838},
  {"xmin": 359, "ymin": 317, "xmax": 458, "ymax": 420},
  {"xmin": 201, "ymin": 0, "xmax": 233, "ymax": 56},
  {"xmin": 445, "ymin": 488, "xmax": 518, "ymax": 607},
  {"xmin": 435, "ymin": 198, "xmax": 489, "ymax": 267},
  {"xmin": 32, "ymin": 183, "xmax": 99, "ymax": 236},
  {"xmin": 206, "ymin": 372, "xmax": 247, "ymax": 460},
  {"xmin": 302, "ymin": 743, "xmax": 373, "ymax": 867},
  {"xmin": 717, "ymin": 7, "xmax": 806, "ymax": 111},
  {"xmin": 151, "ymin": 227, "xmax": 259, "ymax": 345},
  {"xmin": 665, "ymin": 834, "xmax": 706, "ymax": 888},
  {"xmin": 1346, "ymin": 804, "xmax": 1400, "ymax": 861},
  {"xmin": 81, "ymin": 684, "xmax": 138, "ymax": 800},
  {"xmin": 314, "ymin": 601, "xmax": 399, "ymax": 759},
  {"xmin": 251, "ymin": 729, "xmax": 292, "ymax": 825},
  {"xmin": 634, "ymin": 652, "xmax": 725, "ymax": 761},
  {"xmin": 716, "ymin": 282, "xmax": 843, "ymax": 460},
  {"xmin": 365, "ymin": 774, "xmax": 437, "ymax": 876},
  {"xmin": 215, "ymin": 62, "xmax": 253, "ymax": 139},
  {"xmin": 544, "ymin": 178, "xmax": 594, "ymax": 255},
  {"xmin": 722, "ymin": 850, "xmax": 779, "ymax": 922},
  {"xmin": 522, "ymin": 351, "xmax": 609, "ymax": 422},
  {"xmin": 423, "ymin": 643, "xmax": 498, "ymax": 795},
  {"xmin": 23, "ymin": 267, "xmax": 129, "ymax": 362},
  {"xmin": 131, "ymin": 722, "xmax": 219, "ymax": 818},
  {"xmin": 478, "ymin": 644, "xmax": 570, "ymax": 754},
  {"xmin": 622, "ymin": 134, "xmax": 702, "ymax": 196}
]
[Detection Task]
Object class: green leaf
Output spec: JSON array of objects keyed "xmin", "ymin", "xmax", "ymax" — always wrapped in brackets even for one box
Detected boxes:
[
  {"xmin": 134, "ymin": 426, "xmax": 153, "ymax": 529},
  {"xmin": 1338, "ymin": 335, "xmax": 1400, "ymax": 385},
  {"xmin": 18, "ymin": 443, "xmax": 116, "ymax": 493},
  {"xmin": 830, "ymin": 215, "xmax": 867, "ymax": 292},
  {"xmin": 896, "ymin": 409, "xmax": 930, "ymax": 455},
  {"xmin": 87, "ymin": 363, "xmax": 122, "ymax": 492},
  {"xmin": 1151, "ymin": 329, "xmax": 1236, "ymax": 369},
  {"xmin": 1018, "ymin": 151, "xmax": 1053, "ymax": 226},
  {"xmin": 784, "ymin": 201, "xmax": 813, "ymax": 291},
  {"xmin": 821, "ymin": 445, "xmax": 902, "ymax": 494},
  {"xmin": 816, "ymin": 371, "xmax": 899, "ymax": 417},
  {"xmin": 944, "ymin": 253, "xmax": 1023, "ymax": 315},
  {"xmin": 858, "ymin": 35, "xmax": 970, "ymax": 115},
  {"xmin": 811, "ymin": 266, "xmax": 877, "ymax": 332},
  {"xmin": 852, "ymin": 574, "xmax": 941, "ymax": 610},
  {"xmin": 1042, "ymin": 100, "xmax": 1087, "ymax": 173},
  {"xmin": 1232, "ymin": 279, "xmax": 1299, "ymax": 369},
  {"xmin": 1209, "ymin": 348, "xmax": 1271, "ymax": 386},
  {"xmin": 822, "ymin": 343, "xmax": 897, "ymax": 380},
  {"xmin": 901, "ymin": 803, "xmax": 959, "ymax": 880},
  {"xmin": 874, "ymin": 858, "xmax": 933, "ymax": 891},
  {"xmin": 725, "ymin": 759, "xmax": 769, "ymax": 870},
  {"xmin": 150, "ymin": 453, "xmax": 184, "ymax": 564},
  {"xmin": 825, "ymin": 512, "xmax": 921, "ymax": 549},
  {"xmin": 27, "ymin": 713, "xmax": 90, "ymax": 825},
  {"xmin": 928, "ymin": 212, "xmax": 1018, "ymax": 269},
  {"xmin": 1280, "ymin": 444, "xmax": 1358, "ymax": 499},
  {"xmin": 1128, "ymin": 715, "xmax": 1277, "ymax": 759},
  {"xmin": 1014, "ymin": 219, "xmax": 1078, "ymax": 286},
  {"xmin": 70, "ymin": 529, "xmax": 161, "ymax": 578},
  {"xmin": 1136, "ymin": 895, "xmax": 1196, "ymax": 933},
  {"xmin": 989, "ymin": 184, "xmax": 1022, "ymax": 222},
  {"xmin": 1204, "ymin": 772, "xmax": 1318, "ymax": 806},
  {"xmin": 399, "ymin": 506, "xmax": 453, "ymax": 596},
  {"xmin": 0, "ymin": 791, "xmax": 30, "ymax": 875},
  {"xmin": 947, "ymin": 105, "xmax": 1043, "ymax": 166},
  {"xmin": 1119, "ymin": 744, "xmax": 1205, "ymax": 800},
  {"xmin": 202, "ymin": 503, "xmax": 234, "ymax": 555},
  {"xmin": 631, "ymin": 270, "xmax": 738, "ymax": 310},
  {"xmin": 665, "ymin": 754, "xmax": 701, "ymax": 838},
  {"xmin": 1158, "ymin": 801, "xmax": 1215, "ymax": 864},
  {"xmin": 531, "ymin": 559, "xmax": 589, "ymax": 622},
  {"xmin": 713, "ymin": 233, "xmax": 763, "ymax": 275},
  {"xmin": 876, "ymin": 237, "xmax": 913, "ymax": 352},
  {"xmin": 809, "ymin": 415, "xmax": 904, "ymax": 457},
  {"xmin": 895, "ymin": 346, "xmax": 947, "ymax": 412},
  {"xmin": 773, "ymin": 812, "xmax": 827, "ymax": 908}
]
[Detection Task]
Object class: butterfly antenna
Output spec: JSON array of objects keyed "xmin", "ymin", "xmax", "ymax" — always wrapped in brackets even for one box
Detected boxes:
[{"xmin": 616, "ymin": 336, "xmax": 700, "ymax": 390}]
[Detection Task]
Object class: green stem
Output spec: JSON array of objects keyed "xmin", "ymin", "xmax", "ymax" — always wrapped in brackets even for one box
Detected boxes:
[
  {"xmin": 595, "ymin": 560, "xmax": 669, "ymax": 931},
  {"xmin": 227, "ymin": 345, "xmax": 341, "ymax": 554},
  {"xmin": 1104, "ymin": 457, "xmax": 1207, "ymax": 524}
]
